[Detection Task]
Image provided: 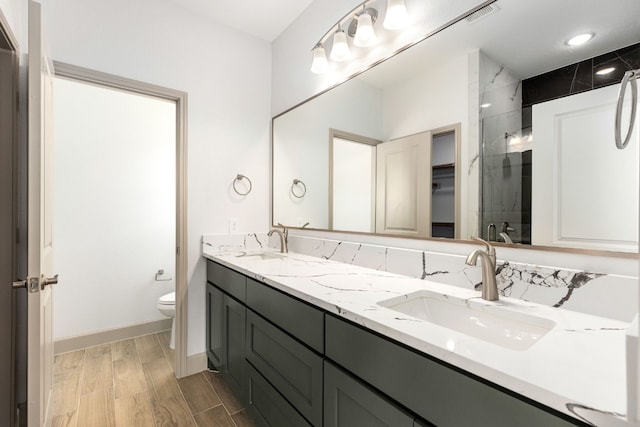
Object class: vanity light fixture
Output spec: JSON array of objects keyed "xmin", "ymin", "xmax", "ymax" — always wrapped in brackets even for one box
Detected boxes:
[
  {"xmin": 566, "ymin": 33, "xmax": 594, "ymax": 46},
  {"xmin": 480, "ymin": 103, "xmax": 492, "ymax": 108},
  {"xmin": 330, "ymin": 28, "xmax": 352, "ymax": 61},
  {"xmin": 384, "ymin": 0, "xmax": 409, "ymax": 30},
  {"xmin": 596, "ymin": 66, "xmax": 616, "ymax": 76},
  {"xmin": 310, "ymin": 0, "xmax": 410, "ymax": 74},
  {"xmin": 311, "ymin": 44, "xmax": 329, "ymax": 74},
  {"xmin": 353, "ymin": 8, "xmax": 378, "ymax": 47}
]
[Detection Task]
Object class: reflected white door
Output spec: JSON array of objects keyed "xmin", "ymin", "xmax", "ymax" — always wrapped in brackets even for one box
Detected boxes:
[
  {"xmin": 331, "ymin": 137, "xmax": 376, "ymax": 232},
  {"xmin": 375, "ymin": 131, "xmax": 431, "ymax": 237},
  {"xmin": 532, "ymin": 83, "xmax": 639, "ymax": 252},
  {"xmin": 27, "ymin": 1, "xmax": 55, "ymax": 425}
]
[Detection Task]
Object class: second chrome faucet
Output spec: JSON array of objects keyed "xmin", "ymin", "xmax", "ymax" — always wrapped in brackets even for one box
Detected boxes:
[{"xmin": 465, "ymin": 237, "xmax": 499, "ymax": 301}]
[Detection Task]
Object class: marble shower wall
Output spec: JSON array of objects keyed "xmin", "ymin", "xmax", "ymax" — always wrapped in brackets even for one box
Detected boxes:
[{"xmin": 477, "ymin": 51, "xmax": 526, "ymax": 243}]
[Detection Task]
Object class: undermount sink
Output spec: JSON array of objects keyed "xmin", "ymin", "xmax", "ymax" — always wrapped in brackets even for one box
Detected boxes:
[
  {"xmin": 378, "ymin": 290, "xmax": 556, "ymax": 351},
  {"xmin": 235, "ymin": 251, "xmax": 285, "ymax": 261}
]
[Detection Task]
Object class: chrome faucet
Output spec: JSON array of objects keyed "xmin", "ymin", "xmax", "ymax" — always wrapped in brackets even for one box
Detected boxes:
[
  {"xmin": 465, "ymin": 237, "xmax": 499, "ymax": 301},
  {"xmin": 268, "ymin": 227, "xmax": 288, "ymax": 253}
]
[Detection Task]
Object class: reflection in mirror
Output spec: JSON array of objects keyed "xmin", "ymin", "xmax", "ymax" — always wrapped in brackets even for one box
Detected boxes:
[
  {"xmin": 272, "ymin": 0, "xmax": 640, "ymax": 253},
  {"xmin": 329, "ymin": 130, "xmax": 379, "ymax": 233}
]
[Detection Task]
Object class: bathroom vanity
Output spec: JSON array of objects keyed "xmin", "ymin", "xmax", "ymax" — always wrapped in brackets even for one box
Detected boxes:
[{"xmin": 202, "ymin": 245, "xmax": 631, "ymax": 427}]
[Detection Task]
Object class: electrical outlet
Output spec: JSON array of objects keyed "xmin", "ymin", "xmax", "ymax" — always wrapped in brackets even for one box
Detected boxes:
[{"xmin": 229, "ymin": 217, "xmax": 239, "ymax": 234}]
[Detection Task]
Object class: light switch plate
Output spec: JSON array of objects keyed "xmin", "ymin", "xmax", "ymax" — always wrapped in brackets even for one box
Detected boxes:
[{"xmin": 229, "ymin": 217, "xmax": 239, "ymax": 233}]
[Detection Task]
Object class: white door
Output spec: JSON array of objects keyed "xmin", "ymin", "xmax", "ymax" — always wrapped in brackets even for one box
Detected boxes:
[
  {"xmin": 27, "ymin": 1, "xmax": 56, "ymax": 425},
  {"xmin": 532, "ymin": 83, "xmax": 639, "ymax": 252},
  {"xmin": 375, "ymin": 131, "xmax": 431, "ymax": 237}
]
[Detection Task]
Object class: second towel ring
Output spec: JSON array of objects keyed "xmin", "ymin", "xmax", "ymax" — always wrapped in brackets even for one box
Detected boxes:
[
  {"xmin": 233, "ymin": 174, "xmax": 252, "ymax": 196},
  {"xmin": 291, "ymin": 179, "xmax": 307, "ymax": 198}
]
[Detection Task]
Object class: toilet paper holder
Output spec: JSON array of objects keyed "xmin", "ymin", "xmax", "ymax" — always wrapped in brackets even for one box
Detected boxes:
[{"xmin": 155, "ymin": 269, "xmax": 172, "ymax": 281}]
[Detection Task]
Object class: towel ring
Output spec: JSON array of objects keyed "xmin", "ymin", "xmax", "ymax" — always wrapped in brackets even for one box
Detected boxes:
[
  {"xmin": 233, "ymin": 174, "xmax": 252, "ymax": 196},
  {"xmin": 291, "ymin": 179, "xmax": 307, "ymax": 198},
  {"xmin": 615, "ymin": 69, "xmax": 639, "ymax": 150}
]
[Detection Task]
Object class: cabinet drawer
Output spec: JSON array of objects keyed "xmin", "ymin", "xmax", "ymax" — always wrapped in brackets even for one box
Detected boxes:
[
  {"xmin": 325, "ymin": 315, "xmax": 578, "ymax": 427},
  {"xmin": 246, "ymin": 361, "xmax": 312, "ymax": 427},
  {"xmin": 207, "ymin": 260, "xmax": 246, "ymax": 302},
  {"xmin": 246, "ymin": 278, "xmax": 324, "ymax": 353},
  {"xmin": 246, "ymin": 310, "xmax": 323, "ymax": 426},
  {"xmin": 324, "ymin": 361, "xmax": 414, "ymax": 427}
]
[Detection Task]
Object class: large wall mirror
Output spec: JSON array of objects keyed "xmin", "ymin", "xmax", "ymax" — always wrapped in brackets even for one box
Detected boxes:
[{"xmin": 273, "ymin": 0, "xmax": 640, "ymax": 253}]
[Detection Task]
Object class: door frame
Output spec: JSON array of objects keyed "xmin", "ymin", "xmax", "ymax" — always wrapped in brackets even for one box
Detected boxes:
[
  {"xmin": 52, "ymin": 62, "xmax": 190, "ymax": 378},
  {"xmin": 0, "ymin": 4, "xmax": 20, "ymax": 426}
]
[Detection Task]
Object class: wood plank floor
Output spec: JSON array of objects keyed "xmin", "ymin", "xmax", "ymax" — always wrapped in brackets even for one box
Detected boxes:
[{"xmin": 50, "ymin": 331, "xmax": 256, "ymax": 427}]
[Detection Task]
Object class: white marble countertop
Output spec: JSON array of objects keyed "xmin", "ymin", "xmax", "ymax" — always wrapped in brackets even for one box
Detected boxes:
[{"xmin": 202, "ymin": 244, "xmax": 633, "ymax": 426}]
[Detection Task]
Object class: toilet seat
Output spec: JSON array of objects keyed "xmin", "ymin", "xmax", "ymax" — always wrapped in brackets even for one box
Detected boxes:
[{"xmin": 158, "ymin": 292, "xmax": 175, "ymax": 305}]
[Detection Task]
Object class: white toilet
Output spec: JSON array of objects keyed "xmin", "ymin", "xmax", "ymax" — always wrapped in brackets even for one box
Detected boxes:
[{"xmin": 157, "ymin": 292, "xmax": 176, "ymax": 349}]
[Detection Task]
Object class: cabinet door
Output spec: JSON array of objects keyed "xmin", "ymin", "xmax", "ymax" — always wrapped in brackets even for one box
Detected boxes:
[
  {"xmin": 246, "ymin": 361, "xmax": 312, "ymax": 427},
  {"xmin": 246, "ymin": 310, "xmax": 323, "ymax": 426},
  {"xmin": 222, "ymin": 294, "xmax": 246, "ymax": 400},
  {"xmin": 324, "ymin": 361, "xmax": 414, "ymax": 427},
  {"xmin": 326, "ymin": 315, "xmax": 578, "ymax": 427},
  {"xmin": 206, "ymin": 284, "xmax": 224, "ymax": 369}
]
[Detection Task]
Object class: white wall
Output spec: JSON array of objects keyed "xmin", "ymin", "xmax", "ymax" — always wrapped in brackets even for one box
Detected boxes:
[
  {"xmin": 40, "ymin": 0, "xmax": 271, "ymax": 356},
  {"xmin": 53, "ymin": 77, "xmax": 176, "ymax": 339}
]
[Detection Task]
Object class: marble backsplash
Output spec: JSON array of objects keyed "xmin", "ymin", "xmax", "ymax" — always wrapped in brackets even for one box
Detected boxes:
[{"xmin": 202, "ymin": 233, "xmax": 638, "ymax": 323}]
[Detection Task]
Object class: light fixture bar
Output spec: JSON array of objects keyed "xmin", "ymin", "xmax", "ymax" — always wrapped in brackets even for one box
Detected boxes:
[{"xmin": 312, "ymin": 0, "xmax": 375, "ymax": 50}]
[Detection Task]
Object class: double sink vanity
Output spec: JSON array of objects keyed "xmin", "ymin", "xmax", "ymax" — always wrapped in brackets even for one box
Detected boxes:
[{"xmin": 202, "ymin": 240, "xmax": 631, "ymax": 427}]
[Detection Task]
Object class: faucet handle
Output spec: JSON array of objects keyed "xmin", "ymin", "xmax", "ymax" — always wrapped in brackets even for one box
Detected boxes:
[
  {"xmin": 276, "ymin": 223, "xmax": 289, "ymax": 240},
  {"xmin": 471, "ymin": 236, "xmax": 496, "ymax": 256}
]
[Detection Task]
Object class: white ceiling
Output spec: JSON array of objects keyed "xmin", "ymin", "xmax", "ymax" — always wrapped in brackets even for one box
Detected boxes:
[
  {"xmin": 360, "ymin": 0, "xmax": 640, "ymax": 88},
  {"xmin": 166, "ymin": 0, "xmax": 313, "ymax": 41}
]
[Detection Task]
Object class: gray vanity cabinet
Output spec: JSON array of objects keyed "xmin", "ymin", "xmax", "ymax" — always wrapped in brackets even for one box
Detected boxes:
[
  {"xmin": 325, "ymin": 315, "xmax": 581, "ymax": 427},
  {"xmin": 245, "ymin": 278, "xmax": 325, "ymax": 426},
  {"xmin": 205, "ymin": 260, "xmax": 584, "ymax": 427},
  {"xmin": 324, "ymin": 360, "xmax": 415, "ymax": 427},
  {"xmin": 206, "ymin": 262, "xmax": 247, "ymax": 400}
]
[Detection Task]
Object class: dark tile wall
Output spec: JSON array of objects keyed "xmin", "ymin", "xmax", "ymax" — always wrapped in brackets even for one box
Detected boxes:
[{"xmin": 522, "ymin": 42, "xmax": 640, "ymax": 107}]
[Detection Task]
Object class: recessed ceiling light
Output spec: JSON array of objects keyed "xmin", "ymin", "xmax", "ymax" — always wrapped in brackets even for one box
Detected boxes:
[
  {"xmin": 566, "ymin": 33, "xmax": 594, "ymax": 46},
  {"xmin": 480, "ymin": 103, "xmax": 491, "ymax": 108},
  {"xmin": 596, "ymin": 67, "xmax": 616, "ymax": 76}
]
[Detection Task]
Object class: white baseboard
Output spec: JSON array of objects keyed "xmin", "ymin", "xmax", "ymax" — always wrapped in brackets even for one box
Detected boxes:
[
  {"xmin": 185, "ymin": 352, "xmax": 207, "ymax": 377},
  {"xmin": 54, "ymin": 318, "xmax": 173, "ymax": 354}
]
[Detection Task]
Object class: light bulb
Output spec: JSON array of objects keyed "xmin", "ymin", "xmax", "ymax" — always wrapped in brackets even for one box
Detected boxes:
[
  {"xmin": 310, "ymin": 45, "xmax": 328, "ymax": 74},
  {"xmin": 330, "ymin": 30, "xmax": 351, "ymax": 62},
  {"xmin": 596, "ymin": 67, "xmax": 615, "ymax": 76},
  {"xmin": 384, "ymin": 0, "xmax": 409, "ymax": 30},
  {"xmin": 566, "ymin": 33, "xmax": 594, "ymax": 46},
  {"xmin": 354, "ymin": 12, "xmax": 377, "ymax": 47}
]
